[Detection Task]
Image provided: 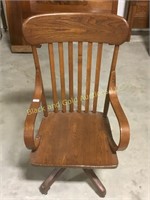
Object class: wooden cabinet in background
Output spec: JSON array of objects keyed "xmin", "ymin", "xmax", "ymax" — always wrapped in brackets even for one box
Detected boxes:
[
  {"xmin": 127, "ymin": 0, "xmax": 149, "ymax": 29},
  {"xmin": 5, "ymin": 0, "xmax": 118, "ymax": 52}
]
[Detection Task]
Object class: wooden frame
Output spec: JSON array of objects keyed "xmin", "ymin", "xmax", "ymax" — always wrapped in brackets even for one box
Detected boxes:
[
  {"xmin": 127, "ymin": 0, "xmax": 149, "ymax": 40},
  {"xmin": 23, "ymin": 13, "xmax": 130, "ymax": 197},
  {"xmin": 127, "ymin": 0, "xmax": 149, "ymax": 29}
]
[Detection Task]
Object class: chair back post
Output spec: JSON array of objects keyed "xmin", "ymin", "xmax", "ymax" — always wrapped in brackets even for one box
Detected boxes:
[
  {"xmin": 103, "ymin": 45, "xmax": 119, "ymax": 117},
  {"xmin": 32, "ymin": 46, "xmax": 48, "ymax": 117}
]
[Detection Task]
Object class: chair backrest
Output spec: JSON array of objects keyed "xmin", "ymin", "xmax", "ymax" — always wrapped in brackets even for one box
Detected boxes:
[{"xmin": 23, "ymin": 13, "xmax": 129, "ymax": 113}]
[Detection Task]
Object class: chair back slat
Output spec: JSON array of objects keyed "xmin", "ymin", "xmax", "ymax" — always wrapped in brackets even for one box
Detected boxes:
[
  {"xmin": 23, "ymin": 13, "xmax": 129, "ymax": 45},
  {"xmin": 68, "ymin": 42, "xmax": 74, "ymax": 112},
  {"xmin": 58, "ymin": 42, "xmax": 66, "ymax": 112},
  {"xmin": 93, "ymin": 43, "xmax": 103, "ymax": 113},
  {"xmin": 48, "ymin": 43, "xmax": 58, "ymax": 113},
  {"xmin": 85, "ymin": 42, "xmax": 93, "ymax": 113},
  {"xmin": 78, "ymin": 42, "xmax": 83, "ymax": 112}
]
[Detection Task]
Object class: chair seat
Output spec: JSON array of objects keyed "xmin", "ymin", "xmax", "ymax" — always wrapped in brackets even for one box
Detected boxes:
[{"xmin": 31, "ymin": 112, "xmax": 118, "ymax": 168}]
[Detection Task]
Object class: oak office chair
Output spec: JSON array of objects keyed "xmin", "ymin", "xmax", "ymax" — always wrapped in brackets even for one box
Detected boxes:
[{"xmin": 23, "ymin": 13, "xmax": 130, "ymax": 197}]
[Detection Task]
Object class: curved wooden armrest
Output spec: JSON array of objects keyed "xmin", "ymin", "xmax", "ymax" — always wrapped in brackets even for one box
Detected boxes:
[
  {"xmin": 24, "ymin": 72, "xmax": 43, "ymax": 151},
  {"xmin": 24, "ymin": 100, "xmax": 41, "ymax": 151},
  {"xmin": 108, "ymin": 90, "xmax": 130, "ymax": 151}
]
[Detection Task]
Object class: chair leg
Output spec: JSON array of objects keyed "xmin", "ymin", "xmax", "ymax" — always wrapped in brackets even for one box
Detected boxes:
[
  {"xmin": 83, "ymin": 169, "xmax": 106, "ymax": 197},
  {"xmin": 39, "ymin": 168, "xmax": 66, "ymax": 195}
]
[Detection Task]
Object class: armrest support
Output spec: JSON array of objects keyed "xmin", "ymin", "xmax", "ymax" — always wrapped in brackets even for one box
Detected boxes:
[
  {"xmin": 107, "ymin": 71, "xmax": 130, "ymax": 151},
  {"xmin": 109, "ymin": 91, "xmax": 130, "ymax": 151},
  {"xmin": 24, "ymin": 72, "xmax": 43, "ymax": 151}
]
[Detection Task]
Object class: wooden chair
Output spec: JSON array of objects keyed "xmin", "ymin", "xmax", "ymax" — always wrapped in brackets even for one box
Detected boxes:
[{"xmin": 22, "ymin": 13, "xmax": 130, "ymax": 197}]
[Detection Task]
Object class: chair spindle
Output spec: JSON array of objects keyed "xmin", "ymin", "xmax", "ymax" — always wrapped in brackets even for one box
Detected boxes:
[
  {"xmin": 68, "ymin": 42, "xmax": 74, "ymax": 112},
  {"xmin": 85, "ymin": 42, "xmax": 93, "ymax": 113},
  {"xmin": 93, "ymin": 43, "xmax": 103, "ymax": 113},
  {"xmin": 78, "ymin": 42, "xmax": 83, "ymax": 112},
  {"xmin": 58, "ymin": 42, "xmax": 66, "ymax": 112},
  {"xmin": 48, "ymin": 43, "xmax": 58, "ymax": 113}
]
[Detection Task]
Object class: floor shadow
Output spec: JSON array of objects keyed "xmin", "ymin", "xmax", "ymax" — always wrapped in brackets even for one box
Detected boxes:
[
  {"xmin": 132, "ymin": 30, "xmax": 149, "ymax": 55},
  {"xmin": 18, "ymin": 154, "xmax": 104, "ymax": 198},
  {"xmin": 19, "ymin": 155, "xmax": 87, "ymax": 182}
]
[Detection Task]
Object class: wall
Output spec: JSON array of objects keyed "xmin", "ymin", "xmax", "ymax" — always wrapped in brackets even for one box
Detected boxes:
[{"xmin": 118, "ymin": 0, "xmax": 127, "ymax": 17}]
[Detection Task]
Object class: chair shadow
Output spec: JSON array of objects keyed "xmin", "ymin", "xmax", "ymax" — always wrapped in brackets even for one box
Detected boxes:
[
  {"xmin": 19, "ymin": 153, "xmax": 87, "ymax": 182},
  {"xmin": 18, "ymin": 152, "xmax": 104, "ymax": 197}
]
